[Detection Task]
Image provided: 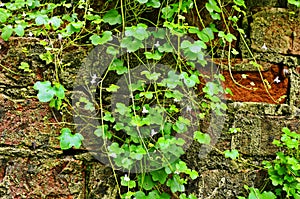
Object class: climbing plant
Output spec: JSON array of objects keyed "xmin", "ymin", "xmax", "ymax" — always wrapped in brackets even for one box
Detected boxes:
[{"xmin": 3, "ymin": 0, "xmax": 297, "ymax": 198}]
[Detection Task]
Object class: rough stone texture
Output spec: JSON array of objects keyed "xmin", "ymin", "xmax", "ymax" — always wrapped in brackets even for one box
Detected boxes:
[
  {"xmin": 0, "ymin": 97, "xmax": 60, "ymax": 148},
  {"xmin": 85, "ymin": 163, "xmax": 118, "ymax": 199},
  {"xmin": 0, "ymin": 1, "xmax": 299, "ymax": 199},
  {"xmin": 246, "ymin": 0, "xmax": 286, "ymax": 9},
  {"xmin": 290, "ymin": 67, "xmax": 300, "ymax": 110},
  {"xmin": 0, "ymin": 155, "xmax": 85, "ymax": 199},
  {"xmin": 0, "ymin": 37, "xmax": 89, "ymax": 99},
  {"xmin": 251, "ymin": 8, "xmax": 300, "ymax": 55}
]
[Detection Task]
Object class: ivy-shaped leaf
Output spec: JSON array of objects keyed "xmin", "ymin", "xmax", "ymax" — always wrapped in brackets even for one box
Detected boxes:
[
  {"xmin": 146, "ymin": 0, "xmax": 161, "ymax": 8},
  {"xmin": 125, "ymin": 23, "xmax": 149, "ymax": 40},
  {"xmin": 53, "ymin": 83, "xmax": 65, "ymax": 99},
  {"xmin": 106, "ymin": 46, "xmax": 119, "ymax": 56},
  {"xmin": 103, "ymin": 9, "xmax": 122, "ymax": 25},
  {"xmin": 0, "ymin": 8, "xmax": 11, "ymax": 23},
  {"xmin": 33, "ymin": 81, "xmax": 56, "ymax": 102},
  {"xmin": 59, "ymin": 128, "xmax": 84, "ymax": 150},
  {"xmin": 106, "ymin": 84, "xmax": 120, "ymax": 92},
  {"xmin": 136, "ymin": 0, "xmax": 148, "ymax": 3},
  {"xmin": 14, "ymin": 24, "xmax": 25, "ymax": 37},
  {"xmin": 39, "ymin": 51, "xmax": 53, "ymax": 65},
  {"xmin": 121, "ymin": 175, "xmax": 136, "ymax": 188},
  {"xmin": 66, "ymin": 21, "xmax": 84, "ymax": 34},
  {"xmin": 205, "ymin": 0, "xmax": 221, "ymax": 13},
  {"xmin": 224, "ymin": 149, "xmax": 239, "ymax": 160},
  {"xmin": 19, "ymin": 62, "xmax": 31, "ymax": 72},
  {"xmin": 144, "ymin": 51, "xmax": 162, "ymax": 60},
  {"xmin": 49, "ymin": 16, "xmax": 62, "ymax": 30},
  {"xmin": 89, "ymin": 31, "xmax": 112, "ymax": 45},
  {"xmin": 234, "ymin": 0, "xmax": 246, "ymax": 8},
  {"xmin": 109, "ymin": 59, "xmax": 127, "ymax": 75},
  {"xmin": 138, "ymin": 174, "xmax": 156, "ymax": 191},
  {"xmin": 166, "ymin": 175, "xmax": 185, "ymax": 193},
  {"xmin": 152, "ymin": 29, "xmax": 166, "ymax": 39},
  {"xmin": 150, "ymin": 168, "xmax": 168, "ymax": 184},
  {"xmin": 141, "ymin": 71, "xmax": 161, "ymax": 81},
  {"xmin": 158, "ymin": 42, "xmax": 173, "ymax": 52},
  {"xmin": 1, "ymin": 25, "xmax": 13, "ymax": 41},
  {"xmin": 194, "ymin": 131, "xmax": 211, "ymax": 145},
  {"xmin": 120, "ymin": 37, "xmax": 144, "ymax": 52},
  {"xmin": 35, "ymin": 15, "xmax": 49, "ymax": 25}
]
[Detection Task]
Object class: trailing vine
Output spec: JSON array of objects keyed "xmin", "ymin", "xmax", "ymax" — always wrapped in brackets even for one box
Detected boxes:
[{"xmin": 1, "ymin": 0, "xmax": 298, "ymax": 198}]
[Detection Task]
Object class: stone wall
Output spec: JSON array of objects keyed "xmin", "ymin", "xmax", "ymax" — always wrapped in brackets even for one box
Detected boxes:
[{"xmin": 0, "ymin": 1, "xmax": 299, "ymax": 198}]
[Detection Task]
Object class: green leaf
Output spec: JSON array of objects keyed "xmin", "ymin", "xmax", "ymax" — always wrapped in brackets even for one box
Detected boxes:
[
  {"xmin": 53, "ymin": 83, "xmax": 65, "ymax": 99},
  {"xmin": 136, "ymin": 0, "xmax": 148, "ymax": 3},
  {"xmin": 103, "ymin": 9, "xmax": 121, "ymax": 25},
  {"xmin": 158, "ymin": 42, "xmax": 173, "ymax": 52},
  {"xmin": 59, "ymin": 128, "xmax": 84, "ymax": 150},
  {"xmin": 234, "ymin": 0, "xmax": 246, "ymax": 8},
  {"xmin": 134, "ymin": 191, "xmax": 146, "ymax": 199},
  {"xmin": 89, "ymin": 31, "xmax": 112, "ymax": 45},
  {"xmin": 49, "ymin": 16, "xmax": 62, "ymax": 29},
  {"xmin": 224, "ymin": 149, "xmax": 239, "ymax": 160},
  {"xmin": 181, "ymin": 72, "xmax": 200, "ymax": 88},
  {"xmin": 71, "ymin": 21, "xmax": 83, "ymax": 29},
  {"xmin": 109, "ymin": 59, "xmax": 127, "ymax": 75},
  {"xmin": 121, "ymin": 175, "xmax": 136, "ymax": 188},
  {"xmin": 164, "ymin": 71, "xmax": 182, "ymax": 89},
  {"xmin": 152, "ymin": 29, "xmax": 166, "ymax": 39},
  {"xmin": 19, "ymin": 62, "xmax": 31, "ymax": 72},
  {"xmin": 103, "ymin": 112, "xmax": 115, "ymax": 123},
  {"xmin": 224, "ymin": 33, "xmax": 237, "ymax": 42},
  {"xmin": 39, "ymin": 51, "xmax": 53, "ymax": 64},
  {"xmin": 129, "ymin": 80, "xmax": 144, "ymax": 91},
  {"xmin": 125, "ymin": 24, "xmax": 149, "ymax": 40},
  {"xmin": 205, "ymin": 0, "xmax": 221, "ymax": 13},
  {"xmin": 0, "ymin": 8, "xmax": 11, "ymax": 23},
  {"xmin": 282, "ymin": 127, "xmax": 291, "ymax": 134},
  {"xmin": 140, "ymin": 92, "xmax": 153, "ymax": 99},
  {"xmin": 186, "ymin": 170, "xmax": 198, "ymax": 180},
  {"xmin": 115, "ymin": 103, "xmax": 131, "ymax": 115},
  {"xmin": 146, "ymin": 0, "xmax": 161, "ymax": 8},
  {"xmin": 194, "ymin": 131, "xmax": 211, "ymax": 145},
  {"xmin": 144, "ymin": 51, "xmax": 162, "ymax": 60},
  {"xmin": 33, "ymin": 81, "xmax": 55, "ymax": 102},
  {"xmin": 1, "ymin": 25, "xmax": 13, "ymax": 41},
  {"xmin": 260, "ymin": 191, "xmax": 276, "ymax": 199},
  {"xmin": 162, "ymin": 5, "xmax": 176, "ymax": 20},
  {"xmin": 210, "ymin": 12, "xmax": 221, "ymax": 20},
  {"xmin": 289, "ymin": 0, "xmax": 300, "ymax": 7},
  {"xmin": 179, "ymin": 193, "xmax": 198, "ymax": 199},
  {"xmin": 66, "ymin": 21, "xmax": 84, "ymax": 34},
  {"xmin": 106, "ymin": 46, "xmax": 119, "ymax": 56},
  {"xmin": 49, "ymin": 98, "xmax": 62, "ymax": 110},
  {"xmin": 167, "ymin": 175, "xmax": 185, "ymax": 193},
  {"xmin": 148, "ymin": 190, "xmax": 161, "ymax": 198},
  {"xmin": 106, "ymin": 84, "xmax": 120, "ymax": 92},
  {"xmin": 150, "ymin": 169, "xmax": 168, "ymax": 184},
  {"xmin": 14, "ymin": 25, "xmax": 24, "ymax": 37},
  {"xmin": 203, "ymin": 27, "xmax": 215, "ymax": 40},
  {"xmin": 231, "ymin": 48, "xmax": 239, "ymax": 55},
  {"xmin": 138, "ymin": 174, "xmax": 156, "ymax": 191},
  {"xmin": 225, "ymin": 88, "xmax": 233, "ymax": 96},
  {"xmin": 120, "ymin": 37, "xmax": 144, "ymax": 52},
  {"xmin": 141, "ymin": 71, "xmax": 161, "ymax": 81},
  {"xmin": 35, "ymin": 15, "xmax": 48, "ymax": 25},
  {"xmin": 108, "ymin": 142, "xmax": 124, "ymax": 155}
]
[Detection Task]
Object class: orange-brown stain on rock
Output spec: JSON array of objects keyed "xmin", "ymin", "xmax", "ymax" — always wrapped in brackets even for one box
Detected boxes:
[{"xmin": 198, "ymin": 59, "xmax": 289, "ymax": 104}]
